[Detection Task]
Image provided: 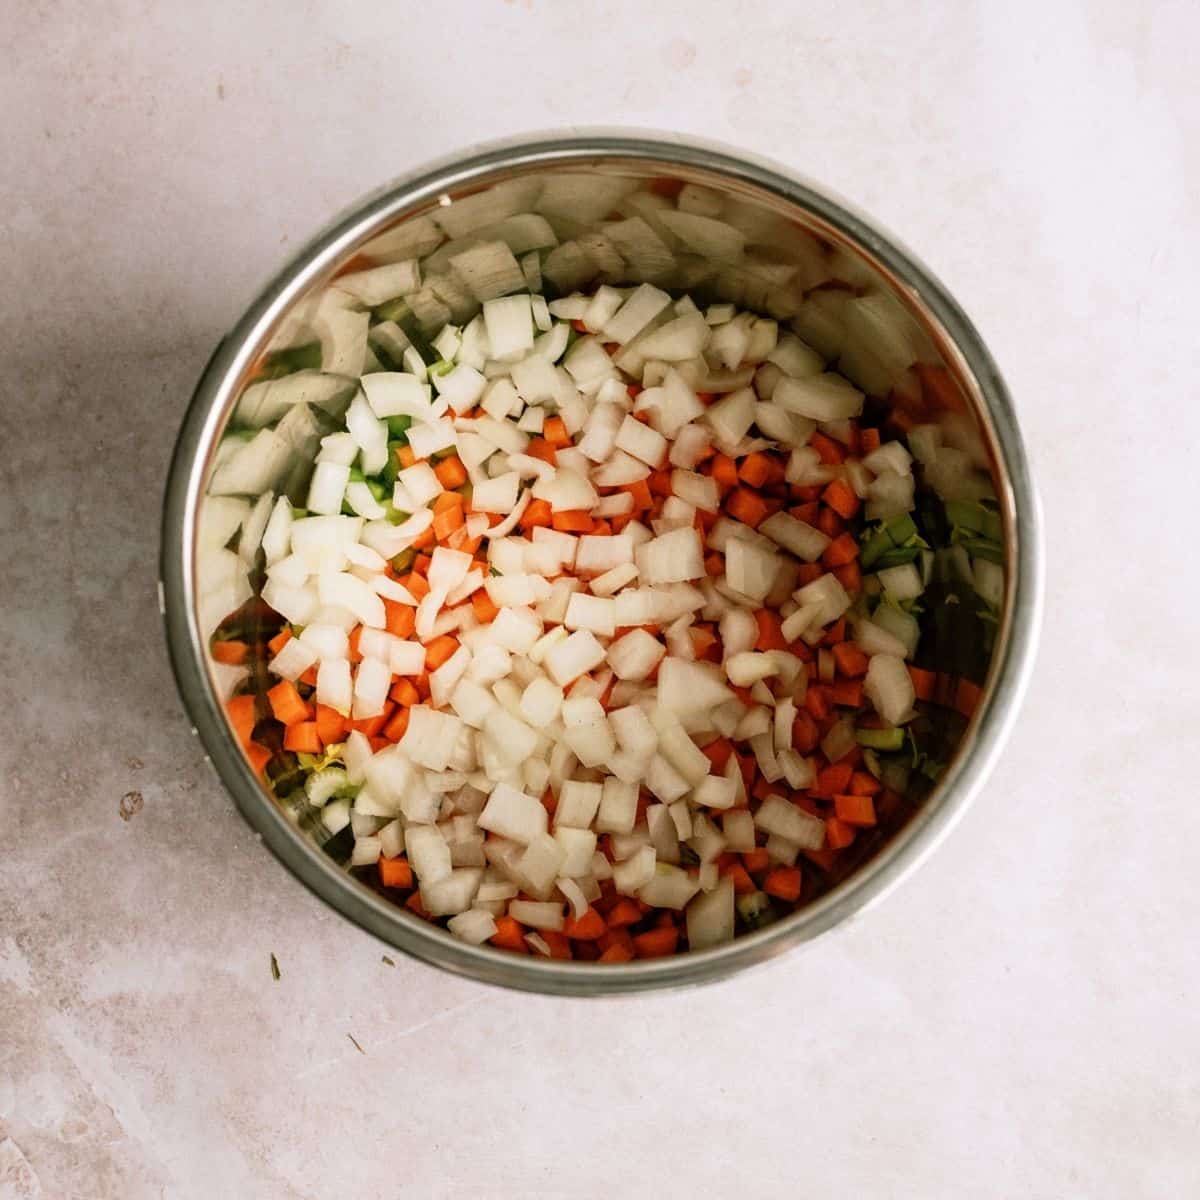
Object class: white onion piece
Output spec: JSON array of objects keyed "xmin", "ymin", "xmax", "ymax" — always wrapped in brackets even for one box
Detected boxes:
[
  {"xmin": 316, "ymin": 658, "xmax": 353, "ymax": 716},
  {"xmin": 317, "ymin": 571, "xmax": 386, "ymax": 628}
]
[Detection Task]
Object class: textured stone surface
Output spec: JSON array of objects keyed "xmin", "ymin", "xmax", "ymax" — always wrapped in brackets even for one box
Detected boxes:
[{"xmin": 2, "ymin": 2, "xmax": 1198, "ymax": 1196}]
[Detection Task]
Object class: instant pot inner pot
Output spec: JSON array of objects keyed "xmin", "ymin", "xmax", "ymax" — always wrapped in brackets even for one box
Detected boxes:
[{"xmin": 194, "ymin": 158, "xmax": 1005, "ymax": 938}]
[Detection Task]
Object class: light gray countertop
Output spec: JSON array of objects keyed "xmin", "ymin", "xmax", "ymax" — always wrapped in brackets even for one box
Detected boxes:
[{"xmin": 3, "ymin": 3, "xmax": 1198, "ymax": 1196}]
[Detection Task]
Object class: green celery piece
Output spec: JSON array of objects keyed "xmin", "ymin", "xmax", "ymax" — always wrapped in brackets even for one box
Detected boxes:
[
  {"xmin": 960, "ymin": 536, "xmax": 1004, "ymax": 564},
  {"xmin": 374, "ymin": 298, "xmax": 409, "ymax": 324},
  {"xmin": 872, "ymin": 544, "xmax": 922, "ymax": 569},
  {"xmin": 348, "ymin": 466, "xmax": 365, "ymax": 484},
  {"xmin": 856, "ymin": 726, "xmax": 905, "ymax": 751},
  {"xmin": 391, "ymin": 547, "xmax": 416, "ymax": 573},
  {"xmin": 386, "ymin": 414, "xmax": 413, "ymax": 440},
  {"xmin": 944, "ymin": 499, "xmax": 989, "ymax": 534},
  {"xmin": 860, "ymin": 512, "xmax": 921, "ymax": 568},
  {"xmin": 364, "ymin": 476, "xmax": 388, "ymax": 502}
]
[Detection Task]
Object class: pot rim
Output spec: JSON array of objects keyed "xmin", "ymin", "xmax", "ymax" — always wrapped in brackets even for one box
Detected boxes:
[{"xmin": 160, "ymin": 130, "xmax": 1043, "ymax": 996}]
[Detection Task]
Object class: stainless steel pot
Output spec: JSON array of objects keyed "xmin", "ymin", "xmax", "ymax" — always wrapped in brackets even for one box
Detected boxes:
[{"xmin": 161, "ymin": 132, "xmax": 1042, "ymax": 995}]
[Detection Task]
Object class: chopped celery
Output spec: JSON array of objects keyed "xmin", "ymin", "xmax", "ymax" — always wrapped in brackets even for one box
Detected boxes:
[
  {"xmin": 373, "ymin": 297, "xmax": 409, "ymax": 324},
  {"xmin": 386, "ymin": 413, "xmax": 413, "ymax": 441},
  {"xmin": 736, "ymin": 891, "xmax": 774, "ymax": 929},
  {"xmin": 297, "ymin": 743, "xmax": 348, "ymax": 773},
  {"xmin": 959, "ymin": 536, "xmax": 1004, "ymax": 564},
  {"xmin": 861, "ymin": 513, "xmax": 923, "ymax": 568},
  {"xmin": 856, "ymin": 726, "xmax": 905, "ymax": 751},
  {"xmin": 872, "ymin": 544, "xmax": 922, "ymax": 569},
  {"xmin": 391, "ymin": 547, "xmax": 416, "ymax": 573}
]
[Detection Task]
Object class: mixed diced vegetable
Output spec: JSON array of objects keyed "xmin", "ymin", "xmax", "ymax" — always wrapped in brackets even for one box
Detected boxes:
[{"xmin": 202, "ymin": 176, "xmax": 1002, "ymax": 961}]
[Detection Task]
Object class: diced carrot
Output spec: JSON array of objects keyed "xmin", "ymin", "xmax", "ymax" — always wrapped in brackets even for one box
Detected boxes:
[
  {"xmin": 470, "ymin": 588, "xmax": 500, "ymax": 624},
  {"xmin": 522, "ymin": 498, "xmax": 553, "ymax": 528},
  {"xmin": 389, "ymin": 678, "xmax": 420, "ymax": 707},
  {"xmin": 267, "ymin": 628, "xmax": 292, "ymax": 656},
  {"xmin": 710, "ymin": 452, "xmax": 739, "ymax": 490},
  {"xmin": 433, "ymin": 455, "xmax": 468, "ymax": 489},
  {"xmin": 414, "ymin": 672, "xmax": 431, "ymax": 700},
  {"xmin": 908, "ymin": 665, "xmax": 937, "ymax": 702},
  {"xmin": 753, "ymin": 609, "xmax": 789, "ymax": 652},
  {"xmin": 621, "ymin": 478, "xmax": 654, "ymax": 511},
  {"xmin": 384, "ymin": 600, "xmax": 416, "ymax": 638},
  {"xmin": 821, "ymin": 478, "xmax": 861, "ymax": 520},
  {"xmin": 244, "ymin": 740, "xmax": 272, "ymax": 776},
  {"xmin": 599, "ymin": 943, "xmax": 635, "ymax": 963},
  {"xmin": 849, "ymin": 771, "xmax": 882, "ymax": 796},
  {"xmin": 792, "ymin": 500, "xmax": 821, "ymax": 525},
  {"xmin": 796, "ymin": 563, "xmax": 825, "ymax": 589},
  {"xmin": 539, "ymin": 930, "xmax": 573, "ymax": 960},
  {"xmin": 825, "ymin": 816, "xmax": 857, "ymax": 850},
  {"xmin": 433, "ymin": 504, "xmax": 465, "ymax": 541},
  {"xmin": 791, "ymin": 712, "xmax": 820, "ymax": 754},
  {"xmin": 347, "ymin": 625, "xmax": 364, "ymax": 664},
  {"xmin": 704, "ymin": 552, "xmax": 725, "ymax": 577},
  {"xmin": 955, "ymin": 677, "xmax": 984, "ymax": 719},
  {"xmin": 543, "ymin": 416, "xmax": 571, "ymax": 448},
  {"xmin": 490, "ymin": 915, "xmax": 528, "ymax": 952},
  {"xmin": 411, "ymin": 524, "xmax": 436, "ymax": 550},
  {"xmin": 315, "ymin": 704, "xmax": 349, "ymax": 745},
  {"xmin": 829, "ymin": 679, "xmax": 864, "ymax": 708},
  {"xmin": 298, "ymin": 665, "xmax": 318, "ymax": 687},
  {"xmin": 348, "ymin": 704, "xmax": 393, "ymax": 737},
  {"xmin": 227, "ymin": 694, "xmax": 258, "ymax": 746},
  {"xmin": 633, "ymin": 927, "xmax": 679, "ymax": 958},
  {"xmin": 690, "ymin": 626, "xmax": 719, "ymax": 660},
  {"xmin": 267, "ymin": 679, "xmax": 310, "ymax": 727},
  {"xmin": 404, "ymin": 572, "xmax": 431, "ymax": 601},
  {"xmin": 802, "ymin": 846, "xmax": 840, "ymax": 872},
  {"xmin": 742, "ymin": 847, "xmax": 770, "ymax": 874},
  {"xmin": 606, "ymin": 898, "xmax": 644, "ymax": 928},
  {"xmin": 738, "ymin": 451, "xmax": 773, "ymax": 488},
  {"xmin": 834, "ymin": 794, "xmax": 876, "ymax": 827},
  {"xmin": 283, "ymin": 719, "xmax": 321, "ymax": 754},
  {"xmin": 211, "ymin": 640, "xmax": 249, "ymax": 665},
  {"xmin": 597, "ymin": 928, "xmax": 634, "ymax": 955},
  {"xmin": 816, "ymin": 506, "xmax": 843, "ymax": 539},
  {"xmin": 413, "ymin": 556, "xmax": 433, "ymax": 580},
  {"xmin": 763, "ymin": 865, "xmax": 803, "ymax": 902},
  {"xmin": 832, "ymin": 642, "xmax": 870, "ymax": 678},
  {"xmin": 723, "ymin": 861, "xmax": 757, "ymax": 896},
  {"xmin": 648, "ymin": 469, "xmax": 673, "ymax": 497},
  {"xmin": 726, "ymin": 487, "xmax": 769, "ymax": 528},
  {"xmin": 809, "ymin": 431, "xmax": 845, "ymax": 465},
  {"xmin": 563, "ymin": 906, "xmax": 607, "ymax": 941},
  {"xmin": 822, "ymin": 532, "xmax": 859, "ymax": 568},
  {"xmin": 434, "ymin": 490, "xmax": 464, "ymax": 515},
  {"xmin": 817, "ymin": 761, "xmax": 854, "ymax": 795},
  {"xmin": 524, "ymin": 437, "xmax": 558, "ymax": 466},
  {"xmin": 804, "ymin": 686, "xmax": 831, "ymax": 722},
  {"xmin": 383, "ymin": 707, "xmax": 410, "ymax": 742},
  {"xmin": 791, "ymin": 484, "xmax": 824, "ymax": 502},
  {"xmin": 915, "ymin": 363, "xmax": 967, "ymax": 412},
  {"xmin": 834, "ymin": 561, "xmax": 862, "ymax": 594},
  {"xmin": 379, "ymin": 856, "xmax": 413, "ymax": 889},
  {"xmin": 424, "ymin": 635, "xmax": 460, "ymax": 670},
  {"xmin": 860, "ymin": 427, "xmax": 882, "ymax": 453},
  {"xmin": 552, "ymin": 509, "xmax": 594, "ymax": 533},
  {"xmin": 405, "ymin": 890, "xmax": 429, "ymax": 919},
  {"xmin": 823, "ymin": 617, "xmax": 847, "ymax": 645},
  {"xmin": 395, "ymin": 444, "xmax": 417, "ymax": 468}
]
